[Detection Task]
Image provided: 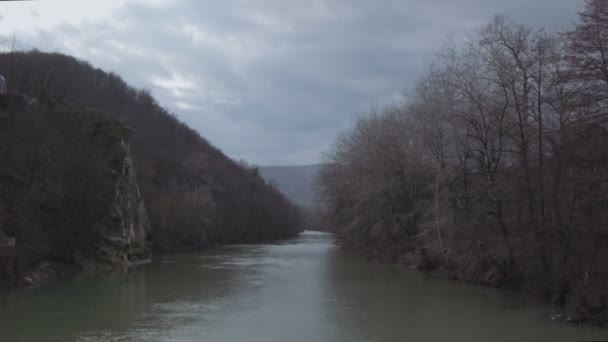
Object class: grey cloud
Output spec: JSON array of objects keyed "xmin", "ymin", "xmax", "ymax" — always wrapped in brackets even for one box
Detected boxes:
[{"xmin": 4, "ymin": 0, "xmax": 581, "ymax": 165}]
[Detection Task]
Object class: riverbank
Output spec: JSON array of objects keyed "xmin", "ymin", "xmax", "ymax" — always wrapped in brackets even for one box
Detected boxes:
[
  {"xmin": 1, "ymin": 231, "xmax": 607, "ymax": 341},
  {"xmin": 4, "ymin": 252, "xmax": 152, "ymax": 290},
  {"xmin": 316, "ymin": 0, "xmax": 608, "ymax": 329},
  {"xmin": 4, "ymin": 232, "xmax": 303, "ymax": 290},
  {"xmin": 337, "ymin": 240, "xmax": 608, "ymax": 327}
]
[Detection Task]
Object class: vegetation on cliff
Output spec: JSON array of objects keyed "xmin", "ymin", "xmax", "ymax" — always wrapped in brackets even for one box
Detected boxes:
[
  {"xmin": 0, "ymin": 49, "xmax": 302, "ymax": 287},
  {"xmin": 317, "ymin": 0, "xmax": 608, "ymax": 324},
  {"xmin": 0, "ymin": 105, "xmax": 148, "ymax": 286}
]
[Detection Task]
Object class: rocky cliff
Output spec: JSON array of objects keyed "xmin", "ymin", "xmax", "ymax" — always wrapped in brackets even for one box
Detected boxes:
[
  {"xmin": 0, "ymin": 106, "xmax": 150, "ymax": 288},
  {"xmin": 81, "ymin": 128, "xmax": 150, "ymax": 273}
]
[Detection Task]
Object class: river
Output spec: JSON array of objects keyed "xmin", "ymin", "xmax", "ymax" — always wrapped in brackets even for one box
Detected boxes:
[{"xmin": 0, "ymin": 231, "xmax": 607, "ymax": 341}]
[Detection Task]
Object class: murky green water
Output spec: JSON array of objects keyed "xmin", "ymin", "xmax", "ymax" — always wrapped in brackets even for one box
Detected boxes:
[{"xmin": 0, "ymin": 231, "xmax": 607, "ymax": 341}]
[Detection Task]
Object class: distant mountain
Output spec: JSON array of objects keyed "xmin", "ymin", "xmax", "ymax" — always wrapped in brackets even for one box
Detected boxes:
[{"xmin": 260, "ymin": 164, "xmax": 323, "ymax": 207}]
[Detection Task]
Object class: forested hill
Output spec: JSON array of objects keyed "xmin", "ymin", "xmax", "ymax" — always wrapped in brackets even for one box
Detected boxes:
[{"xmin": 0, "ymin": 51, "xmax": 303, "ymax": 258}]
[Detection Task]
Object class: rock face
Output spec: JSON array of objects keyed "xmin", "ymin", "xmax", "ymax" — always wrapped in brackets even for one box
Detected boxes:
[
  {"xmin": 19, "ymin": 127, "xmax": 150, "ymax": 286},
  {"xmin": 95, "ymin": 130, "xmax": 150, "ymax": 270},
  {"xmin": 0, "ymin": 107, "xmax": 150, "ymax": 288}
]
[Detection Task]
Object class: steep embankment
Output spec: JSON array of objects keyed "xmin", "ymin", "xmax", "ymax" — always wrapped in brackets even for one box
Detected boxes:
[
  {"xmin": 0, "ymin": 51, "xmax": 303, "ymax": 287},
  {"xmin": 0, "ymin": 103, "xmax": 148, "ymax": 287}
]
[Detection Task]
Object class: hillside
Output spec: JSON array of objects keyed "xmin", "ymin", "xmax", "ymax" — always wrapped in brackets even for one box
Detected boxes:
[
  {"xmin": 0, "ymin": 51, "xmax": 303, "ymax": 287},
  {"xmin": 0, "ymin": 105, "xmax": 149, "ymax": 286}
]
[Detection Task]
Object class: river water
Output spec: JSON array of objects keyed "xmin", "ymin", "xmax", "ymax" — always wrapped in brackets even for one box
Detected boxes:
[{"xmin": 0, "ymin": 231, "xmax": 607, "ymax": 341}]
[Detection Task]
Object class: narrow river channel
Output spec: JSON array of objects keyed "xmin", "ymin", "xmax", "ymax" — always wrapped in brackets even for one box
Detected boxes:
[{"xmin": 1, "ymin": 231, "xmax": 607, "ymax": 341}]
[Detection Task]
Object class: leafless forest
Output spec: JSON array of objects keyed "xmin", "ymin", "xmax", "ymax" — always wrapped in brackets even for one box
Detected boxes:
[{"xmin": 318, "ymin": 0, "xmax": 608, "ymax": 324}]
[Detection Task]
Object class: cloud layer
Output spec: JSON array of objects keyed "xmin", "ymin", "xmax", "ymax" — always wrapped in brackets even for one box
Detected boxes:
[{"xmin": 0, "ymin": 0, "xmax": 581, "ymax": 165}]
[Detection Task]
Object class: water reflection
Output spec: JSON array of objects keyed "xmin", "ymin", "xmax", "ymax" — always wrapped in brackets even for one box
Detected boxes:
[{"xmin": 321, "ymin": 238, "xmax": 607, "ymax": 342}]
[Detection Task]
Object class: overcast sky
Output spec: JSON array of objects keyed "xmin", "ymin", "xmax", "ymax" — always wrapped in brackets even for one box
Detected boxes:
[{"xmin": 0, "ymin": 0, "xmax": 582, "ymax": 166}]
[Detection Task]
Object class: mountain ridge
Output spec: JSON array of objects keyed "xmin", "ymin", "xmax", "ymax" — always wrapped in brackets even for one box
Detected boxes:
[{"xmin": 260, "ymin": 164, "xmax": 323, "ymax": 207}]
